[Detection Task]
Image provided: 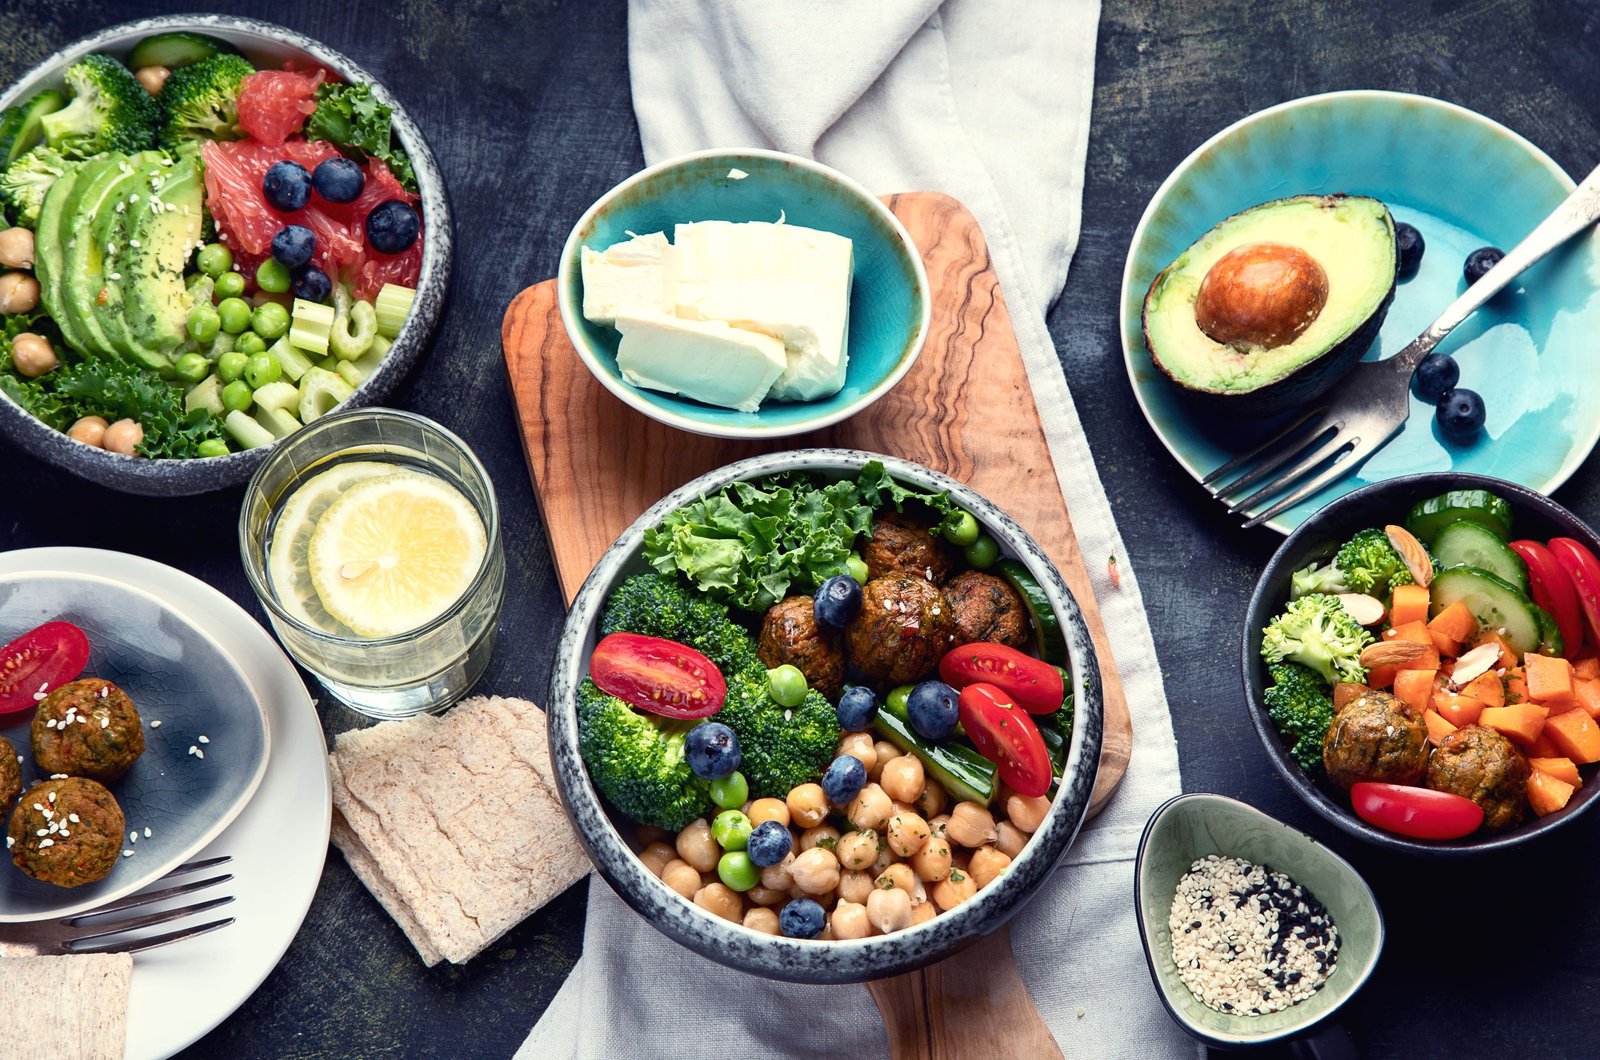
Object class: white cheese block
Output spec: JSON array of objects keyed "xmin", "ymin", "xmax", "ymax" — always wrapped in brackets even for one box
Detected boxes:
[
  {"xmin": 580, "ymin": 231, "xmax": 670, "ymax": 326},
  {"xmin": 614, "ymin": 311, "xmax": 786, "ymax": 413}
]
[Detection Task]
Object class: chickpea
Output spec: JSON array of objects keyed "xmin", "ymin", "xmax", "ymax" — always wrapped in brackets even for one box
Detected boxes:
[
  {"xmin": 0, "ymin": 227, "xmax": 34, "ymax": 269},
  {"xmin": 830, "ymin": 900, "xmax": 871, "ymax": 940},
  {"xmin": 786, "ymin": 783, "xmax": 829, "ymax": 828},
  {"xmin": 660, "ymin": 859, "xmax": 700, "ymax": 899},
  {"xmin": 818, "ymin": 925, "xmax": 836, "ymax": 941},
  {"xmin": 886, "ymin": 812, "xmax": 931, "ymax": 857},
  {"xmin": 67, "ymin": 415, "xmax": 109, "ymax": 448},
  {"xmin": 0, "ymin": 272, "xmax": 39, "ymax": 314},
  {"xmin": 870, "ymin": 741, "xmax": 900, "ymax": 779},
  {"xmin": 995, "ymin": 821, "xmax": 1029, "ymax": 859},
  {"xmin": 847, "ymin": 782, "xmax": 893, "ymax": 831},
  {"xmin": 748, "ymin": 797, "xmax": 790, "ymax": 828},
  {"xmin": 932, "ymin": 868, "xmax": 977, "ymax": 910},
  {"xmin": 694, "ymin": 882, "xmax": 743, "ymax": 922},
  {"xmin": 910, "ymin": 900, "xmax": 937, "ymax": 926},
  {"xmin": 838, "ymin": 869, "xmax": 875, "ymax": 905},
  {"xmin": 675, "ymin": 819, "xmax": 719, "ymax": 873},
  {"xmin": 891, "ymin": 800, "xmax": 918, "ymax": 817},
  {"xmin": 837, "ymin": 731, "xmax": 877, "ymax": 773},
  {"xmin": 1006, "ymin": 793, "xmax": 1051, "ymax": 834},
  {"xmin": 910, "ymin": 836, "xmax": 953, "ymax": 882},
  {"xmin": 836, "ymin": 829, "xmax": 881, "ymax": 871},
  {"xmin": 928, "ymin": 814, "xmax": 951, "ymax": 840},
  {"xmin": 800, "ymin": 824, "xmax": 840, "ymax": 853},
  {"xmin": 747, "ymin": 885, "xmax": 787, "ymax": 907},
  {"xmin": 11, "ymin": 332, "xmax": 56, "ymax": 379},
  {"xmin": 880, "ymin": 755, "xmax": 926, "ymax": 804},
  {"xmin": 789, "ymin": 846, "xmax": 841, "ymax": 895},
  {"xmin": 871, "ymin": 847, "xmax": 896, "ymax": 876},
  {"xmin": 760, "ymin": 852, "xmax": 795, "ymax": 892},
  {"xmin": 638, "ymin": 841, "xmax": 677, "ymax": 877},
  {"xmin": 866, "ymin": 887, "xmax": 913, "ymax": 934},
  {"xmin": 946, "ymin": 802, "xmax": 999, "ymax": 848},
  {"xmin": 874, "ymin": 862, "xmax": 916, "ymax": 895},
  {"xmin": 743, "ymin": 907, "xmax": 780, "ymax": 935},
  {"xmin": 135, "ymin": 65, "xmax": 170, "ymax": 94},
  {"xmin": 917, "ymin": 779, "xmax": 948, "ymax": 819},
  {"xmin": 969, "ymin": 846, "xmax": 1013, "ymax": 889},
  {"xmin": 102, "ymin": 418, "xmax": 144, "ymax": 456}
]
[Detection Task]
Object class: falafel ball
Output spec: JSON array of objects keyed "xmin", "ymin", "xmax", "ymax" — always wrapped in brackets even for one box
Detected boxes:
[
  {"xmin": 758, "ymin": 596, "xmax": 846, "ymax": 699},
  {"xmin": 845, "ymin": 574, "xmax": 955, "ymax": 685},
  {"xmin": 1426, "ymin": 724, "xmax": 1531, "ymax": 831},
  {"xmin": 32, "ymin": 677, "xmax": 145, "ymax": 783},
  {"xmin": 1322, "ymin": 689, "xmax": 1428, "ymax": 790},
  {"xmin": 9, "ymin": 777, "xmax": 125, "ymax": 887},
  {"xmin": 943, "ymin": 570, "xmax": 1031, "ymax": 649},
  {"xmin": 861, "ymin": 510, "xmax": 958, "ymax": 584},
  {"xmin": 0, "ymin": 737, "xmax": 19, "ymax": 811}
]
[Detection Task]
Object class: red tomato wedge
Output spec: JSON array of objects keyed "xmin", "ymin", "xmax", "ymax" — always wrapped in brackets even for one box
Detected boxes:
[
  {"xmin": 589, "ymin": 633, "xmax": 726, "ymax": 719},
  {"xmin": 1549, "ymin": 538, "xmax": 1600, "ymax": 651},
  {"xmin": 0, "ymin": 622, "xmax": 90, "ymax": 715},
  {"xmin": 1349, "ymin": 782, "xmax": 1483, "ymax": 840},
  {"xmin": 938, "ymin": 642, "xmax": 1065, "ymax": 715},
  {"xmin": 956, "ymin": 683, "xmax": 1051, "ymax": 797},
  {"xmin": 1510, "ymin": 540, "xmax": 1584, "ymax": 657}
]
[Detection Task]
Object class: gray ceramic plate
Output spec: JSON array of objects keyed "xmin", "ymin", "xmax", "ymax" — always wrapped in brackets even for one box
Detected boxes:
[
  {"xmin": 0, "ymin": 15, "xmax": 453, "ymax": 496},
  {"xmin": 0, "ymin": 571, "xmax": 270, "ymax": 922}
]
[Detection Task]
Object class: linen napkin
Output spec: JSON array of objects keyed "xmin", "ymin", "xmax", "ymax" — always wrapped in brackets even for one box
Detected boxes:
[
  {"xmin": 525, "ymin": 1, "xmax": 1192, "ymax": 1056},
  {"xmin": 0, "ymin": 952, "xmax": 132, "ymax": 1059},
  {"xmin": 329, "ymin": 695, "xmax": 588, "ymax": 966}
]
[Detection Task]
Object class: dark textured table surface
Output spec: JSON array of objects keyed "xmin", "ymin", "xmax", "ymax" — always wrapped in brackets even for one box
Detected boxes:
[{"xmin": 2, "ymin": 1, "xmax": 1597, "ymax": 1056}]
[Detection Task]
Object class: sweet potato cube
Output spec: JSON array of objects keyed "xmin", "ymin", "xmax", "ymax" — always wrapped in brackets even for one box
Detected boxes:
[
  {"xmin": 1430, "ymin": 630, "xmax": 1462, "ymax": 658},
  {"xmin": 1577, "ymin": 680, "xmax": 1600, "ymax": 721},
  {"xmin": 1390, "ymin": 584, "xmax": 1431, "ymax": 628},
  {"xmin": 1428, "ymin": 601, "xmax": 1478, "ymax": 645},
  {"xmin": 1575, "ymin": 657, "xmax": 1600, "ymax": 681},
  {"xmin": 1527, "ymin": 733, "xmax": 1563, "ymax": 758},
  {"xmin": 1479, "ymin": 703, "xmax": 1548, "ymax": 747},
  {"xmin": 1544, "ymin": 708, "xmax": 1600, "ymax": 765},
  {"xmin": 1525, "ymin": 653, "xmax": 1576, "ymax": 709},
  {"xmin": 1457, "ymin": 672, "xmax": 1506, "ymax": 711},
  {"xmin": 1332, "ymin": 683, "xmax": 1369, "ymax": 710},
  {"xmin": 1394, "ymin": 669, "xmax": 1436, "ymax": 714},
  {"xmin": 1423, "ymin": 709, "xmax": 1458, "ymax": 746},
  {"xmin": 1474, "ymin": 631, "xmax": 1519, "ymax": 671},
  {"xmin": 1388, "ymin": 620, "xmax": 1433, "ymax": 646},
  {"xmin": 1528, "ymin": 771, "xmax": 1576, "ymax": 817},
  {"xmin": 1434, "ymin": 693, "xmax": 1485, "ymax": 729},
  {"xmin": 1528, "ymin": 756, "xmax": 1583, "ymax": 788},
  {"xmin": 1507, "ymin": 669, "xmax": 1529, "ymax": 704},
  {"xmin": 1365, "ymin": 664, "xmax": 1397, "ymax": 690}
]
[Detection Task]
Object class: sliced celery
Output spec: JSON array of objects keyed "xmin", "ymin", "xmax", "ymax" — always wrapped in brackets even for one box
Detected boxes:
[
  {"xmin": 271, "ymin": 337, "xmax": 314, "ymax": 382},
  {"xmin": 374, "ymin": 283, "xmax": 416, "ymax": 338},
  {"xmin": 288, "ymin": 298, "xmax": 336, "ymax": 356},
  {"xmin": 335, "ymin": 359, "xmax": 364, "ymax": 389},
  {"xmin": 330, "ymin": 300, "xmax": 377, "ymax": 361},
  {"xmin": 224, "ymin": 409, "xmax": 275, "ymax": 449},
  {"xmin": 298, "ymin": 367, "xmax": 354, "ymax": 424},
  {"xmin": 257, "ymin": 406, "xmax": 303, "ymax": 438},
  {"xmin": 251, "ymin": 380, "xmax": 300, "ymax": 413},
  {"xmin": 185, "ymin": 374, "xmax": 224, "ymax": 416}
]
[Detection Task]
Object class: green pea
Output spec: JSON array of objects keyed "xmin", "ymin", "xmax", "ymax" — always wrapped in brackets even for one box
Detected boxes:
[
  {"xmin": 717, "ymin": 851, "xmax": 759, "ymax": 892},
  {"xmin": 233, "ymin": 332, "xmax": 268, "ymax": 355},
  {"xmin": 964, "ymin": 533, "xmax": 1000, "ymax": 569},
  {"xmin": 245, "ymin": 353, "xmax": 281, "ymax": 389},
  {"xmin": 252, "ymin": 301, "xmax": 290, "ymax": 341},
  {"xmin": 221, "ymin": 379, "xmax": 254, "ymax": 413},
  {"xmin": 711, "ymin": 810, "xmax": 752, "ymax": 852},
  {"xmin": 887, "ymin": 685, "xmax": 914, "ymax": 715},
  {"xmin": 186, "ymin": 304, "xmax": 221, "ymax": 344},
  {"xmin": 767, "ymin": 665, "xmax": 808, "ymax": 708},
  {"xmin": 256, "ymin": 258, "xmax": 293, "ymax": 294},
  {"xmin": 213, "ymin": 271, "xmax": 246, "ymax": 300},
  {"xmin": 846, "ymin": 553, "xmax": 870, "ymax": 584},
  {"xmin": 709, "ymin": 771, "xmax": 749, "ymax": 811},
  {"xmin": 196, "ymin": 243, "xmax": 233, "ymax": 278},
  {"xmin": 217, "ymin": 297, "xmax": 252, "ymax": 334},
  {"xmin": 216, "ymin": 351, "xmax": 248, "ymax": 383},
  {"xmin": 196, "ymin": 438, "xmax": 230, "ymax": 459},
  {"xmin": 173, "ymin": 351, "xmax": 210, "ymax": 384},
  {"xmin": 943, "ymin": 511, "xmax": 981, "ymax": 547}
]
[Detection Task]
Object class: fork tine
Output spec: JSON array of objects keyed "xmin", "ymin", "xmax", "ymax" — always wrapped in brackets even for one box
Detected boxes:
[
  {"xmin": 1201, "ymin": 405, "xmax": 1329, "ymax": 487},
  {"xmin": 68, "ymin": 917, "xmax": 235, "ymax": 957},
  {"xmin": 1226, "ymin": 430, "xmax": 1354, "ymax": 515},
  {"xmin": 165, "ymin": 855, "xmax": 232, "ymax": 878},
  {"xmin": 61, "ymin": 872, "xmax": 233, "ymax": 925},
  {"xmin": 1241, "ymin": 441, "xmax": 1378, "ymax": 529},
  {"xmin": 1211, "ymin": 422, "xmax": 1338, "ymax": 500},
  {"xmin": 65, "ymin": 896, "xmax": 235, "ymax": 947}
]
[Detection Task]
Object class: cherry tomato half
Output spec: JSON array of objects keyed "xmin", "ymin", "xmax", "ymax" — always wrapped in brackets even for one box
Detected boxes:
[
  {"xmin": 956, "ymin": 683, "xmax": 1052, "ymax": 797},
  {"xmin": 1349, "ymin": 782, "xmax": 1483, "ymax": 840},
  {"xmin": 1549, "ymin": 538, "xmax": 1600, "ymax": 651},
  {"xmin": 938, "ymin": 642, "xmax": 1065, "ymax": 715},
  {"xmin": 0, "ymin": 621, "xmax": 90, "ymax": 716},
  {"xmin": 1510, "ymin": 540, "xmax": 1584, "ymax": 658},
  {"xmin": 589, "ymin": 632, "xmax": 726, "ymax": 719}
]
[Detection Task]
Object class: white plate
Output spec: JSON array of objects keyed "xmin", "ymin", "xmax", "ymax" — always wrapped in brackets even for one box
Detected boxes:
[{"xmin": 0, "ymin": 549, "xmax": 331, "ymax": 1060}]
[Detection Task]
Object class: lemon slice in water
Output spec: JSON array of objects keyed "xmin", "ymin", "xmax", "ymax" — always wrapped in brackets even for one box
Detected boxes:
[
  {"xmin": 306, "ymin": 468, "xmax": 487, "ymax": 638},
  {"xmin": 266, "ymin": 460, "xmax": 393, "ymax": 635}
]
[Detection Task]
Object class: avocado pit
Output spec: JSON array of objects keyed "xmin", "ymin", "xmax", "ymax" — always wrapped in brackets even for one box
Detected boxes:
[{"xmin": 1194, "ymin": 242, "xmax": 1329, "ymax": 351}]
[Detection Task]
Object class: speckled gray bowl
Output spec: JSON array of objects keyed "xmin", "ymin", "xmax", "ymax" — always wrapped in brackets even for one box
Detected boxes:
[
  {"xmin": 0, "ymin": 15, "xmax": 452, "ymax": 496},
  {"xmin": 547, "ymin": 449, "xmax": 1105, "ymax": 983}
]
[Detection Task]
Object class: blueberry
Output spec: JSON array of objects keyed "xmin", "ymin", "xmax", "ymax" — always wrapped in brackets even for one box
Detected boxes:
[
  {"xmin": 907, "ymin": 680, "xmax": 959, "ymax": 741},
  {"xmin": 836, "ymin": 685, "xmax": 878, "ymax": 732},
  {"xmin": 367, "ymin": 199, "xmax": 420, "ymax": 254},
  {"xmin": 821, "ymin": 754, "xmax": 868, "ymax": 806},
  {"xmin": 1463, "ymin": 246, "xmax": 1504, "ymax": 286},
  {"xmin": 262, "ymin": 160, "xmax": 311, "ymax": 212},
  {"xmin": 1394, "ymin": 222, "xmax": 1425, "ymax": 280},
  {"xmin": 746, "ymin": 821, "xmax": 793, "ymax": 869},
  {"xmin": 312, "ymin": 157, "xmax": 365, "ymax": 204},
  {"xmin": 686, "ymin": 721, "xmax": 741, "ymax": 781},
  {"xmin": 271, "ymin": 225, "xmax": 316, "ymax": 269},
  {"xmin": 292, "ymin": 265, "xmax": 333, "ymax": 303},
  {"xmin": 1436, "ymin": 388, "xmax": 1486, "ymax": 442},
  {"xmin": 1411, "ymin": 352, "xmax": 1459, "ymax": 402},
  {"xmin": 779, "ymin": 897, "xmax": 826, "ymax": 938},
  {"xmin": 813, "ymin": 574, "xmax": 863, "ymax": 630}
]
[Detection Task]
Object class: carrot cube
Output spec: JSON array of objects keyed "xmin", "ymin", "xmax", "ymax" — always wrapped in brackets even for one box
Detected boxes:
[
  {"xmin": 1528, "ymin": 756, "xmax": 1583, "ymax": 788},
  {"xmin": 1527, "ymin": 771, "xmax": 1576, "ymax": 817},
  {"xmin": 1507, "ymin": 669, "xmax": 1529, "ymax": 703},
  {"xmin": 1474, "ymin": 632, "xmax": 1519, "ymax": 671},
  {"xmin": 1423, "ymin": 709, "xmax": 1457, "ymax": 746},
  {"xmin": 1479, "ymin": 703, "xmax": 1548, "ymax": 747},
  {"xmin": 1457, "ymin": 672, "xmax": 1505, "ymax": 711},
  {"xmin": 1430, "ymin": 630, "xmax": 1462, "ymax": 658},
  {"xmin": 1390, "ymin": 584, "xmax": 1430, "ymax": 628},
  {"xmin": 1365, "ymin": 664, "xmax": 1398, "ymax": 690},
  {"xmin": 1428, "ymin": 601, "xmax": 1478, "ymax": 645},
  {"xmin": 1525, "ymin": 653, "xmax": 1576, "ymax": 709},
  {"xmin": 1545, "ymin": 708, "xmax": 1600, "ymax": 765},
  {"xmin": 1527, "ymin": 733, "xmax": 1563, "ymax": 758},
  {"xmin": 1393, "ymin": 669, "xmax": 1436, "ymax": 714},
  {"xmin": 1575, "ymin": 657, "xmax": 1600, "ymax": 681},
  {"xmin": 1433, "ymin": 693, "xmax": 1485, "ymax": 729},
  {"xmin": 1577, "ymin": 680, "xmax": 1600, "ymax": 721}
]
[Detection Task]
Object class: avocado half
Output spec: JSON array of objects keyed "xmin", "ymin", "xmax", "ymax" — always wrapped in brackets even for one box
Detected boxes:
[{"xmin": 1142, "ymin": 194, "xmax": 1398, "ymax": 417}]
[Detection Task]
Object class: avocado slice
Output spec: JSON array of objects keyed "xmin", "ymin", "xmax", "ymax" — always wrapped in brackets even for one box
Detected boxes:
[
  {"xmin": 119, "ymin": 154, "xmax": 204, "ymax": 368},
  {"xmin": 1142, "ymin": 194, "xmax": 1397, "ymax": 416},
  {"xmin": 32, "ymin": 163, "xmax": 81, "ymax": 342},
  {"xmin": 90, "ymin": 152, "xmax": 171, "ymax": 366},
  {"xmin": 57, "ymin": 152, "xmax": 149, "ymax": 359}
]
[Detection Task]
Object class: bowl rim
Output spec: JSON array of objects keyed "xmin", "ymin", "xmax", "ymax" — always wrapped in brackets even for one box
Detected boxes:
[
  {"xmin": 1116, "ymin": 88, "xmax": 1586, "ymax": 535},
  {"xmin": 1132, "ymin": 791, "xmax": 1385, "ymax": 1048},
  {"xmin": 0, "ymin": 13, "xmax": 452, "ymax": 489},
  {"xmin": 546, "ymin": 447, "xmax": 1104, "ymax": 982},
  {"xmin": 1242, "ymin": 471, "xmax": 1600, "ymax": 855},
  {"xmin": 555, "ymin": 147, "xmax": 932, "ymax": 440}
]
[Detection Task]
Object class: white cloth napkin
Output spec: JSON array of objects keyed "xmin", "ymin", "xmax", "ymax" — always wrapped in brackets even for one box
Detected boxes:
[{"xmin": 525, "ymin": 2, "xmax": 1192, "ymax": 1055}]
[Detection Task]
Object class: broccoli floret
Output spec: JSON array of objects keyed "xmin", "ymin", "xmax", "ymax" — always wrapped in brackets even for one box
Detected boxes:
[
  {"xmin": 39, "ymin": 55, "xmax": 158, "ymax": 158},
  {"xmin": 600, "ymin": 573, "xmax": 761, "ymax": 673},
  {"xmin": 0, "ymin": 147, "xmax": 75, "ymax": 227},
  {"xmin": 717, "ymin": 664, "xmax": 840, "ymax": 799},
  {"xmin": 1289, "ymin": 560, "xmax": 1351, "ymax": 599},
  {"xmin": 156, "ymin": 54, "xmax": 254, "ymax": 149},
  {"xmin": 1333, "ymin": 528, "xmax": 1417, "ymax": 597},
  {"xmin": 576, "ymin": 679, "xmax": 713, "ymax": 831},
  {"xmin": 1261, "ymin": 593, "xmax": 1374, "ymax": 686},
  {"xmin": 1263, "ymin": 663, "xmax": 1336, "ymax": 772}
]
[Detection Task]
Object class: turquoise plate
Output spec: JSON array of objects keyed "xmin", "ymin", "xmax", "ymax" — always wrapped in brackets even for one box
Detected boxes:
[
  {"xmin": 1120, "ymin": 91, "xmax": 1600, "ymax": 533},
  {"xmin": 557, "ymin": 149, "xmax": 930, "ymax": 439}
]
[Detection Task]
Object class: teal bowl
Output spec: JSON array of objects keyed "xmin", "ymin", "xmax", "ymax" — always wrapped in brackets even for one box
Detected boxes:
[
  {"xmin": 1120, "ymin": 91, "xmax": 1600, "ymax": 534},
  {"xmin": 556, "ymin": 150, "xmax": 930, "ymax": 439}
]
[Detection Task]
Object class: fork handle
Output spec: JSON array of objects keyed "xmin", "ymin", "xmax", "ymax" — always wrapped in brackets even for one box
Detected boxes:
[{"xmin": 1390, "ymin": 159, "xmax": 1600, "ymax": 375}]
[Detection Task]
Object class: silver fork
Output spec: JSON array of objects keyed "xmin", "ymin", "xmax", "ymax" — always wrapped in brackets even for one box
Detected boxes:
[
  {"xmin": 0, "ymin": 856, "xmax": 234, "ymax": 955},
  {"xmin": 1205, "ymin": 160, "xmax": 1600, "ymax": 529}
]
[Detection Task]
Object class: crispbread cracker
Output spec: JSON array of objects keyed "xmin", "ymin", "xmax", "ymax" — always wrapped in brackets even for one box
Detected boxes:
[
  {"xmin": 0, "ymin": 952, "xmax": 131, "ymax": 1059},
  {"xmin": 329, "ymin": 695, "xmax": 590, "ymax": 966}
]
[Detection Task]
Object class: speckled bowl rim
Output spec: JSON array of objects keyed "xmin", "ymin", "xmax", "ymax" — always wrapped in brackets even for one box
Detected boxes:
[
  {"xmin": 555, "ymin": 149, "xmax": 931, "ymax": 440},
  {"xmin": 547, "ymin": 449, "xmax": 1104, "ymax": 983},
  {"xmin": 1117, "ymin": 89, "xmax": 1585, "ymax": 535},
  {"xmin": 1242, "ymin": 472, "xmax": 1600, "ymax": 855},
  {"xmin": 0, "ymin": 14, "xmax": 453, "ymax": 496}
]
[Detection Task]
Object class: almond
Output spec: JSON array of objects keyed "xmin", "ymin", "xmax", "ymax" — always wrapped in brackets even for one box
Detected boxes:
[
  {"xmin": 1449, "ymin": 642, "xmax": 1502, "ymax": 688},
  {"xmin": 1336, "ymin": 593, "xmax": 1387, "ymax": 627},
  {"xmin": 1385, "ymin": 524, "xmax": 1434, "ymax": 587},
  {"xmin": 1359, "ymin": 640, "xmax": 1430, "ymax": 668}
]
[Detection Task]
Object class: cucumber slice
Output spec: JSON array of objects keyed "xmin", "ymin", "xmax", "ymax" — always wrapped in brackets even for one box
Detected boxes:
[
  {"xmin": 127, "ymin": 31, "xmax": 239, "ymax": 69},
  {"xmin": 1429, "ymin": 566, "xmax": 1541, "ymax": 656},
  {"xmin": 1, "ymin": 89, "xmax": 66, "ymax": 169},
  {"xmin": 997, "ymin": 559, "xmax": 1067, "ymax": 665},
  {"xmin": 1406, "ymin": 490, "xmax": 1514, "ymax": 545},
  {"xmin": 1534, "ymin": 605, "xmax": 1565, "ymax": 658},
  {"xmin": 872, "ymin": 708, "xmax": 996, "ymax": 805},
  {"xmin": 1432, "ymin": 520, "xmax": 1527, "ymax": 592}
]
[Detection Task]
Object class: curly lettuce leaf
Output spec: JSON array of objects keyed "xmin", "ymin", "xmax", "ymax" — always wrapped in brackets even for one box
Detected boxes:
[{"xmin": 303, "ymin": 82, "xmax": 416, "ymax": 192}]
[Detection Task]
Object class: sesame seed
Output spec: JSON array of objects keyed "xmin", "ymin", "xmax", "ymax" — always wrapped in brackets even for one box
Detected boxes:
[
  {"xmin": 47, "ymin": 793, "xmax": 55, "ymax": 804},
  {"xmin": 58, "ymin": 829, "xmax": 68, "ymax": 838},
  {"xmin": 195, "ymin": 748, "xmax": 205, "ymax": 759},
  {"xmin": 129, "ymin": 831, "xmax": 137, "ymax": 844},
  {"xmin": 31, "ymin": 804, "xmax": 42, "ymax": 812},
  {"xmin": 6, "ymin": 838, "xmax": 12, "ymax": 849},
  {"xmin": 150, "ymin": 720, "xmax": 161, "ymax": 729},
  {"xmin": 122, "ymin": 850, "xmax": 134, "ymax": 858},
  {"xmin": 34, "ymin": 829, "xmax": 45, "ymax": 837},
  {"xmin": 101, "ymin": 717, "xmax": 109, "ymax": 728},
  {"xmin": 38, "ymin": 839, "xmax": 53, "ymax": 849},
  {"xmin": 68, "ymin": 814, "xmax": 79, "ymax": 824},
  {"xmin": 49, "ymin": 774, "xmax": 66, "ymax": 780},
  {"xmin": 37, "ymin": 682, "xmax": 47, "ymax": 693},
  {"xmin": 143, "ymin": 827, "xmax": 151, "ymax": 838},
  {"xmin": 198, "ymin": 735, "xmax": 209, "ymax": 744}
]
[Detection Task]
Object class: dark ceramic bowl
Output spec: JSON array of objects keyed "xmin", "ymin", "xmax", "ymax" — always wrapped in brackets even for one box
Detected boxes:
[
  {"xmin": 0, "ymin": 15, "xmax": 452, "ymax": 496},
  {"xmin": 1244, "ymin": 472, "xmax": 1600, "ymax": 855},
  {"xmin": 547, "ymin": 449, "xmax": 1105, "ymax": 982}
]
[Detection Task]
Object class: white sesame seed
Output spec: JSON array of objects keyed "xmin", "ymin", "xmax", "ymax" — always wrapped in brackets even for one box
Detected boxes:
[
  {"xmin": 38, "ymin": 839, "xmax": 53, "ymax": 849},
  {"xmin": 31, "ymin": 804, "xmax": 42, "ymax": 812},
  {"xmin": 37, "ymin": 681, "xmax": 47, "ymax": 693},
  {"xmin": 188, "ymin": 746, "xmax": 198, "ymax": 756},
  {"xmin": 198, "ymin": 735, "xmax": 209, "ymax": 744},
  {"xmin": 58, "ymin": 829, "xmax": 68, "ymax": 837},
  {"xmin": 34, "ymin": 829, "xmax": 45, "ymax": 837},
  {"xmin": 6, "ymin": 837, "xmax": 12, "ymax": 849},
  {"xmin": 47, "ymin": 792, "xmax": 55, "ymax": 804},
  {"xmin": 129, "ymin": 831, "xmax": 137, "ymax": 844},
  {"xmin": 143, "ymin": 827, "xmax": 151, "ymax": 838},
  {"xmin": 101, "ymin": 717, "xmax": 109, "ymax": 729},
  {"xmin": 68, "ymin": 814, "xmax": 79, "ymax": 823},
  {"xmin": 122, "ymin": 850, "xmax": 133, "ymax": 858},
  {"xmin": 150, "ymin": 720, "xmax": 161, "ymax": 729},
  {"xmin": 195, "ymin": 748, "xmax": 205, "ymax": 759},
  {"xmin": 49, "ymin": 774, "xmax": 66, "ymax": 780}
]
